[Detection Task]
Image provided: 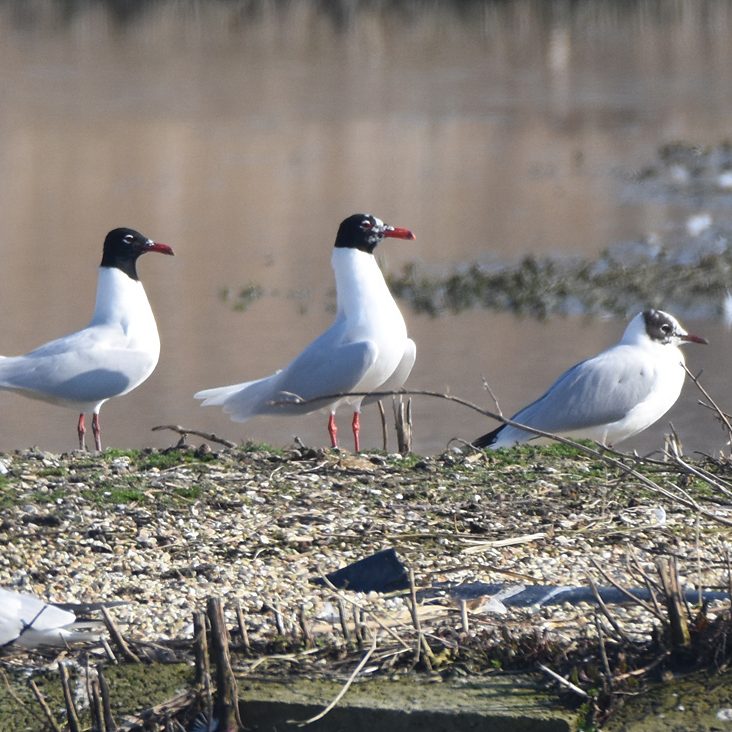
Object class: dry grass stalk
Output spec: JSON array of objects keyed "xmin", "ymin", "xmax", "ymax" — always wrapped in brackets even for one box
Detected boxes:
[
  {"xmin": 284, "ymin": 387, "xmax": 732, "ymax": 525},
  {"xmin": 613, "ymin": 650, "xmax": 672, "ymax": 681},
  {"xmin": 594, "ymin": 614, "xmax": 613, "ymax": 693},
  {"xmin": 291, "ymin": 630, "xmax": 379, "ymax": 727},
  {"xmin": 89, "ymin": 674, "xmax": 107, "ymax": 732},
  {"xmin": 97, "ymin": 664, "xmax": 117, "ymax": 732},
  {"xmin": 377, "ymin": 400, "xmax": 388, "ymax": 451},
  {"xmin": 352, "ymin": 605, "xmax": 364, "ymax": 649},
  {"xmin": 101, "ymin": 606, "xmax": 141, "ymax": 663},
  {"xmin": 393, "ymin": 395, "xmax": 412, "ymax": 454},
  {"xmin": 234, "ymin": 602, "xmax": 251, "ymax": 654},
  {"xmin": 317, "ymin": 573, "xmax": 411, "ymax": 651},
  {"xmin": 58, "ymin": 662, "xmax": 81, "ymax": 732},
  {"xmin": 268, "ymin": 600, "xmax": 286, "ymax": 636},
  {"xmin": 193, "ymin": 609, "xmax": 212, "ymax": 731},
  {"xmin": 587, "ymin": 575, "xmax": 632, "ymax": 643},
  {"xmin": 115, "ymin": 690, "xmax": 198, "ymax": 731},
  {"xmin": 537, "ymin": 663, "xmax": 590, "ymax": 700},
  {"xmin": 408, "ymin": 568, "xmax": 425, "ymax": 668},
  {"xmin": 590, "ymin": 557, "xmax": 665, "ymax": 622},
  {"xmin": 101, "ymin": 637, "xmax": 118, "ymax": 663},
  {"xmin": 299, "ymin": 603, "xmax": 314, "ymax": 649},
  {"xmin": 656, "ymin": 557, "xmax": 691, "ymax": 650},
  {"xmin": 206, "ymin": 597, "xmax": 243, "ymax": 731},
  {"xmin": 460, "ymin": 599, "xmax": 470, "ymax": 634},
  {"xmin": 29, "ymin": 679, "xmax": 63, "ymax": 732},
  {"xmin": 151, "ymin": 424, "xmax": 237, "ymax": 448},
  {"xmin": 337, "ymin": 597, "xmax": 351, "ymax": 643},
  {"xmin": 683, "ymin": 365, "xmax": 732, "ymax": 449},
  {"xmin": 1, "ymin": 668, "xmax": 26, "ymax": 708},
  {"xmin": 666, "ymin": 451, "xmax": 732, "ymax": 500},
  {"xmin": 462, "ymin": 532, "xmax": 546, "ymax": 553},
  {"xmin": 626, "ymin": 553, "xmax": 666, "ymax": 620}
]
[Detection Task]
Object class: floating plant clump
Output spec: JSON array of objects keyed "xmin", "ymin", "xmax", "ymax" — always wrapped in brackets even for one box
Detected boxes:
[
  {"xmin": 388, "ymin": 141, "xmax": 732, "ymax": 320},
  {"xmin": 388, "ymin": 232, "xmax": 732, "ymax": 320}
]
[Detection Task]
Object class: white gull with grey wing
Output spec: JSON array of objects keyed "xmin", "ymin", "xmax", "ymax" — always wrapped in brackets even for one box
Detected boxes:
[
  {"xmin": 195, "ymin": 213, "xmax": 416, "ymax": 451},
  {"xmin": 473, "ymin": 310, "xmax": 707, "ymax": 448},
  {"xmin": 0, "ymin": 228, "xmax": 173, "ymax": 450}
]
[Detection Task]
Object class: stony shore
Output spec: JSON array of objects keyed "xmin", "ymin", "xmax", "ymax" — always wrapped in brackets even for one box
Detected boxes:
[{"xmin": 0, "ymin": 440, "xmax": 730, "ymax": 728}]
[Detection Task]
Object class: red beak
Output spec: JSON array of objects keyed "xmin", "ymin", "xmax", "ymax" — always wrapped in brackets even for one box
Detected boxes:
[
  {"xmin": 384, "ymin": 226, "xmax": 416, "ymax": 241},
  {"xmin": 147, "ymin": 242, "xmax": 175, "ymax": 255},
  {"xmin": 680, "ymin": 333, "xmax": 708, "ymax": 345}
]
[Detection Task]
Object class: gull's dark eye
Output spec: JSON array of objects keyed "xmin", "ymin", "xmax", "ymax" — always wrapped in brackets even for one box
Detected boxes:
[
  {"xmin": 661, "ymin": 323, "xmax": 672, "ymax": 334},
  {"xmin": 360, "ymin": 219, "xmax": 373, "ymax": 230},
  {"xmin": 123, "ymin": 234, "xmax": 134, "ymax": 244}
]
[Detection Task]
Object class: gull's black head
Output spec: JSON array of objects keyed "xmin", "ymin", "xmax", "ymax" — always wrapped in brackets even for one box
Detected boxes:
[
  {"xmin": 333, "ymin": 213, "xmax": 415, "ymax": 254},
  {"xmin": 642, "ymin": 309, "xmax": 708, "ymax": 346},
  {"xmin": 100, "ymin": 228, "xmax": 174, "ymax": 280}
]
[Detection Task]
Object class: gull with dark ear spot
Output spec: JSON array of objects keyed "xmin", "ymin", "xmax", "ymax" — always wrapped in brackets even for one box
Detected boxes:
[
  {"xmin": 473, "ymin": 309, "xmax": 707, "ymax": 449},
  {"xmin": 0, "ymin": 228, "xmax": 174, "ymax": 451},
  {"xmin": 196, "ymin": 213, "xmax": 416, "ymax": 452}
]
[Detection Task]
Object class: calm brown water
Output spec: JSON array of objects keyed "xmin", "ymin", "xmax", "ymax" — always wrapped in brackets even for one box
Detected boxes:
[{"xmin": 1, "ymin": 1, "xmax": 732, "ymax": 455}]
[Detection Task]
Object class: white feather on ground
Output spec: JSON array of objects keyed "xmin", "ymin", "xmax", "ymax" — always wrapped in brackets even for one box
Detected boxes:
[{"xmin": 0, "ymin": 588, "xmax": 103, "ymax": 649}]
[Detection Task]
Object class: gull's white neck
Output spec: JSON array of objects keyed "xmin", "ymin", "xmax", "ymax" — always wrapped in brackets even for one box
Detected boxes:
[
  {"xmin": 332, "ymin": 247, "xmax": 395, "ymax": 320},
  {"xmin": 88, "ymin": 267, "xmax": 158, "ymax": 350}
]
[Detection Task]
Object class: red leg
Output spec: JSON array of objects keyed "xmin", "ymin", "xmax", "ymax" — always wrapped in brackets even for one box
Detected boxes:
[
  {"xmin": 77, "ymin": 414, "xmax": 86, "ymax": 451},
  {"xmin": 328, "ymin": 413, "xmax": 338, "ymax": 448},
  {"xmin": 92, "ymin": 413, "xmax": 102, "ymax": 452},
  {"xmin": 352, "ymin": 411, "xmax": 360, "ymax": 453}
]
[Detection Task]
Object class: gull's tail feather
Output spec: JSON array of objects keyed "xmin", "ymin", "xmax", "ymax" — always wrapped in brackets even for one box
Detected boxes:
[
  {"xmin": 195, "ymin": 375, "xmax": 282, "ymax": 421},
  {"xmin": 472, "ymin": 425, "xmax": 504, "ymax": 449}
]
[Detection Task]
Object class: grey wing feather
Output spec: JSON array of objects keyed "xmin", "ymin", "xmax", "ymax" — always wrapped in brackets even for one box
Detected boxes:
[
  {"xmin": 267, "ymin": 338, "xmax": 378, "ymax": 411},
  {"xmin": 0, "ymin": 327, "xmax": 155, "ymax": 402},
  {"xmin": 510, "ymin": 346, "xmax": 655, "ymax": 433}
]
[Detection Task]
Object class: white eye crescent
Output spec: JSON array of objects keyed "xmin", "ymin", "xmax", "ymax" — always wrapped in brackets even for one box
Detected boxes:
[{"xmin": 123, "ymin": 234, "xmax": 134, "ymax": 244}]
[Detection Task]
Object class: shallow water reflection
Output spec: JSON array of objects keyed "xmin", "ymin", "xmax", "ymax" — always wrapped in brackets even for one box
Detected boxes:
[{"xmin": 1, "ymin": 1, "xmax": 731, "ymax": 455}]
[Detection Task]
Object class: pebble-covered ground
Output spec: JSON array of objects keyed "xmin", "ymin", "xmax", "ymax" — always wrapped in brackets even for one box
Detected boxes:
[{"xmin": 0, "ymin": 440, "xmax": 729, "ymax": 656}]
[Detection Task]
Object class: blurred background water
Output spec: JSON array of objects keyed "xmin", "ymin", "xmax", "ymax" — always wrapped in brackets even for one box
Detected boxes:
[{"xmin": 1, "ymin": 0, "xmax": 732, "ymax": 455}]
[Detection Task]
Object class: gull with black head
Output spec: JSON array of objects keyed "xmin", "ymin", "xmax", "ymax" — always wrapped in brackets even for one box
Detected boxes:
[
  {"xmin": 195, "ymin": 213, "xmax": 416, "ymax": 451},
  {"xmin": 0, "ymin": 228, "xmax": 174, "ymax": 451},
  {"xmin": 473, "ymin": 309, "xmax": 707, "ymax": 449}
]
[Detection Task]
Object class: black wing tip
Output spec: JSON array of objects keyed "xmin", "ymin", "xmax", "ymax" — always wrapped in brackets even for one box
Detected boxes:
[{"xmin": 472, "ymin": 426, "xmax": 502, "ymax": 449}]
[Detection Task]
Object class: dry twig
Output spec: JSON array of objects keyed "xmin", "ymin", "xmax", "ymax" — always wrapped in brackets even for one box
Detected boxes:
[
  {"xmin": 537, "ymin": 663, "xmax": 590, "ymax": 700},
  {"xmin": 29, "ymin": 679, "xmax": 63, "ymax": 732},
  {"xmin": 101, "ymin": 606, "xmax": 141, "ymax": 663},
  {"xmin": 291, "ymin": 630, "xmax": 379, "ymax": 727},
  {"xmin": 152, "ymin": 424, "xmax": 237, "ymax": 449},
  {"xmin": 58, "ymin": 662, "xmax": 81, "ymax": 732}
]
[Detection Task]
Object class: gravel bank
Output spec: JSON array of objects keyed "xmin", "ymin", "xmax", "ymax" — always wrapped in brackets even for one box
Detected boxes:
[{"xmin": 0, "ymin": 441, "xmax": 729, "ymax": 651}]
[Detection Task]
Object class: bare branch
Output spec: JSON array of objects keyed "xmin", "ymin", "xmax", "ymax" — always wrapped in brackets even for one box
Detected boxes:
[
  {"xmin": 537, "ymin": 663, "xmax": 590, "ymax": 700},
  {"xmin": 683, "ymin": 365, "xmax": 732, "ymax": 448},
  {"xmin": 151, "ymin": 424, "xmax": 237, "ymax": 449},
  {"xmin": 291, "ymin": 631, "xmax": 378, "ymax": 726},
  {"xmin": 481, "ymin": 377, "xmax": 503, "ymax": 416}
]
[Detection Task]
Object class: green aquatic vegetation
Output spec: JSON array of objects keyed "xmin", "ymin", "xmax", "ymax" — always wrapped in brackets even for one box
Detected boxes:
[
  {"xmin": 219, "ymin": 282, "xmax": 264, "ymax": 312},
  {"xmin": 386, "ymin": 245, "xmax": 732, "ymax": 320}
]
